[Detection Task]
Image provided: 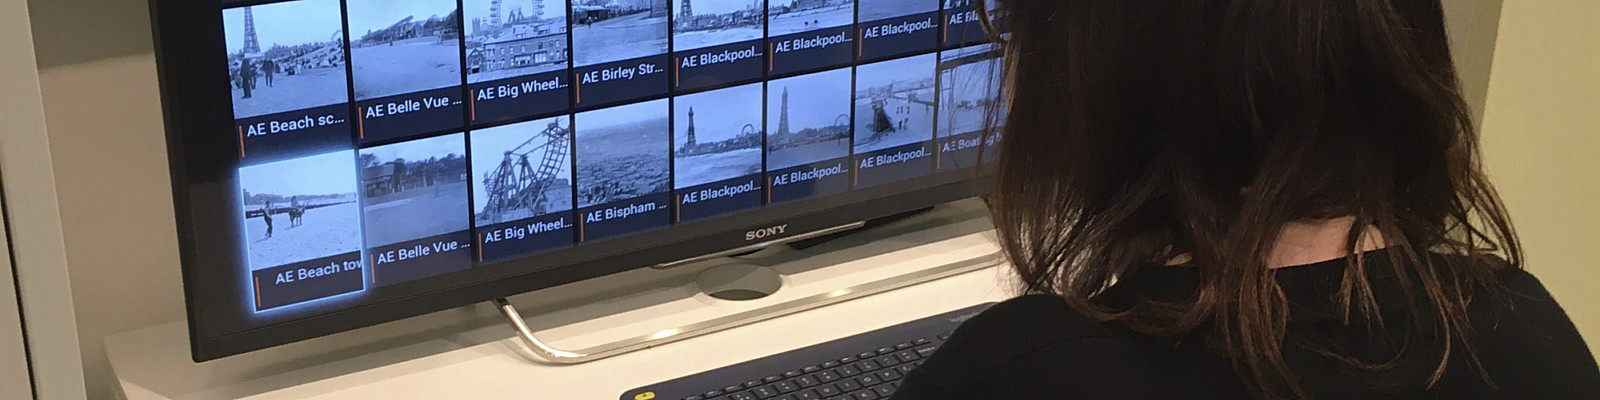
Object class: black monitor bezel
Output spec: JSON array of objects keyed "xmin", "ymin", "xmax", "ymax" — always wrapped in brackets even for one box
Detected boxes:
[{"xmin": 152, "ymin": 0, "xmax": 989, "ymax": 362}]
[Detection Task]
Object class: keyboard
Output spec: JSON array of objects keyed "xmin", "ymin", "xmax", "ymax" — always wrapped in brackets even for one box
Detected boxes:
[{"xmin": 620, "ymin": 303, "xmax": 995, "ymax": 400}]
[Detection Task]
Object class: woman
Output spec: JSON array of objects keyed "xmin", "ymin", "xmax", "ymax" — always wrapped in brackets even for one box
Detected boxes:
[{"xmin": 894, "ymin": 1, "xmax": 1599, "ymax": 399}]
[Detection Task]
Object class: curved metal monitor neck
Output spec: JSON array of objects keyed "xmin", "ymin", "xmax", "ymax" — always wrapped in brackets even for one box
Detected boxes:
[{"xmin": 490, "ymin": 200, "xmax": 1001, "ymax": 365}]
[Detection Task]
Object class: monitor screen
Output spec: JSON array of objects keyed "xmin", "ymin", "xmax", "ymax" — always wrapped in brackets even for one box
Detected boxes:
[{"xmin": 152, "ymin": 0, "xmax": 1005, "ymax": 361}]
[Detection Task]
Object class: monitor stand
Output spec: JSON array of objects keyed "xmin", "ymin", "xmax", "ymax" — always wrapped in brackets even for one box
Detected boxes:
[{"xmin": 491, "ymin": 198, "xmax": 1003, "ymax": 365}]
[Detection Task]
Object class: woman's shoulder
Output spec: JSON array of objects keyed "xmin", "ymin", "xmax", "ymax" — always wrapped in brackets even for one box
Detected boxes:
[
  {"xmin": 957, "ymin": 294, "xmax": 1124, "ymax": 343},
  {"xmin": 893, "ymin": 295, "xmax": 1161, "ymax": 398}
]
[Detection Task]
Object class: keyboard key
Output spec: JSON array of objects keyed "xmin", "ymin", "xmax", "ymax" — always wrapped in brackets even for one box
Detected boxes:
[
  {"xmin": 895, "ymin": 342, "xmax": 913, "ymax": 350},
  {"xmin": 915, "ymin": 346, "xmax": 938, "ymax": 358},
  {"xmin": 876, "ymin": 347, "xmax": 894, "ymax": 354},
  {"xmin": 855, "ymin": 360, "xmax": 879, "ymax": 372},
  {"xmin": 795, "ymin": 389, "xmax": 821, "ymax": 400},
  {"xmin": 816, "ymin": 370, "xmax": 841, "ymax": 382},
  {"xmin": 877, "ymin": 369, "xmax": 902, "ymax": 382},
  {"xmin": 795, "ymin": 375, "xmax": 820, "ymax": 387},
  {"xmin": 896, "ymin": 364, "xmax": 916, "ymax": 374},
  {"xmin": 705, "ymin": 390, "xmax": 725, "ymax": 398},
  {"xmin": 766, "ymin": 375, "xmax": 783, "ymax": 383},
  {"xmin": 775, "ymin": 381, "xmax": 800, "ymax": 393},
  {"xmin": 784, "ymin": 370, "xmax": 802, "ymax": 378},
  {"xmin": 686, "ymin": 396, "xmax": 704, "ymax": 400},
  {"xmin": 729, "ymin": 392, "xmax": 757, "ymax": 400},
  {"xmin": 815, "ymin": 384, "xmax": 842, "ymax": 397},
  {"xmin": 872, "ymin": 384, "xmax": 896, "ymax": 397},
  {"xmin": 752, "ymin": 386, "xmax": 779, "ymax": 398},
  {"xmin": 746, "ymin": 380, "xmax": 763, "ymax": 388},
  {"xmin": 914, "ymin": 338, "xmax": 931, "ymax": 346},
  {"xmin": 777, "ymin": 396, "xmax": 797, "ymax": 400},
  {"xmin": 874, "ymin": 355, "xmax": 900, "ymax": 367},
  {"xmin": 895, "ymin": 350, "xmax": 920, "ymax": 363},
  {"xmin": 839, "ymin": 379, "xmax": 864, "ymax": 392},
  {"xmin": 858, "ymin": 351, "xmax": 876, "ymax": 359},
  {"xmin": 858, "ymin": 375, "xmax": 881, "ymax": 387},
  {"xmin": 840, "ymin": 356, "xmax": 857, "ymax": 364},
  {"xmin": 822, "ymin": 361, "xmax": 840, "ymax": 368},
  {"xmin": 937, "ymin": 331, "xmax": 953, "ymax": 340},
  {"xmin": 852, "ymin": 390, "xmax": 880, "ymax": 400},
  {"xmin": 838, "ymin": 365, "xmax": 860, "ymax": 377},
  {"xmin": 804, "ymin": 366, "xmax": 821, "ymax": 373},
  {"xmin": 727, "ymin": 385, "xmax": 746, "ymax": 393}
]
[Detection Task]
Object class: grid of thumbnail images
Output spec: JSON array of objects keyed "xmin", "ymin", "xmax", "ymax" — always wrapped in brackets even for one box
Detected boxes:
[{"xmin": 222, "ymin": 0, "xmax": 1007, "ymax": 312}]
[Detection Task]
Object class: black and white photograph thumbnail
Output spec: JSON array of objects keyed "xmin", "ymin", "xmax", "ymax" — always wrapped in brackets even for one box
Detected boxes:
[
  {"xmin": 855, "ymin": 53, "xmax": 937, "ymax": 153},
  {"xmin": 359, "ymin": 134, "xmax": 472, "ymax": 247},
  {"xmin": 673, "ymin": 0, "xmax": 764, "ymax": 51},
  {"xmin": 941, "ymin": 0, "xmax": 1004, "ymax": 47},
  {"xmin": 223, "ymin": 0, "xmax": 350, "ymax": 119},
  {"xmin": 575, "ymin": 99, "xmax": 671, "ymax": 208},
  {"xmin": 860, "ymin": 0, "xmax": 939, "ymax": 23},
  {"xmin": 239, "ymin": 151, "xmax": 362, "ymax": 271},
  {"xmin": 347, "ymin": 0, "xmax": 464, "ymax": 100},
  {"xmin": 768, "ymin": 0, "xmax": 853, "ymax": 36},
  {"xmin": 674, "ymin": 83, "xmax": 764, "ymax": 188},
  {"xmin": 471, "ymin": 117, "xmax": 575, "ymax": 225},
  {"xmin": 572, "ymin": 0, "xmax": 670, "ymax": 67},
  {"xmin": 767, "ymin": 68, "xmax": 852, "ymax": 170},
  {"xmin": 937, "ymin": 43, "xmax": 1004, "ymax": 138},
  {"xmin": 465, "ymin": 0, "xmax": 570, "ymax": 83}
]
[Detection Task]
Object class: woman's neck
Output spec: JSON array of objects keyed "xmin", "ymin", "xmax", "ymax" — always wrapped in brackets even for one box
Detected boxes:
[
  {"xmin": 1268, "ymin": 216, "xmax": 1387, "ymax": 268},
  {"xmin": 1165, "ymin": 216, "xmax": 1389, "ymax": 268}
]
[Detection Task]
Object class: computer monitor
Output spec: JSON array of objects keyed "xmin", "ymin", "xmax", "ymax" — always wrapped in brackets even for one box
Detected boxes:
[{"xmin": 150, "ymin": 0, "xmax": 1005, "ymax": 361}]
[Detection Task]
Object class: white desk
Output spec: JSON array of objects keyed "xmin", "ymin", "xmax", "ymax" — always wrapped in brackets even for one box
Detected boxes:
[{"xmin": 107, "ymin": 218, "xmax": 1015, "ymax": 400}]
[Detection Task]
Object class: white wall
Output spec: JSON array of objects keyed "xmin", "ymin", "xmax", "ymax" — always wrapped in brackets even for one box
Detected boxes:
[
  {"xmin": 1479, "ymin": 0, "xmax": 1600, "ymax": 358},
  {"xmin": 26, "ymin": 0, "xmax": 182, "ymax": 398},
  {"xmin": 7, "ymin": 0, "xmax": 90, "ymax": 398}
]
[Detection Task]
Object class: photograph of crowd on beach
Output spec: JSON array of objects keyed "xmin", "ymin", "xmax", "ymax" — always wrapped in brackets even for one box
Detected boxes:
[{"xmin": 223, "ymin": 0, "xmax": 350, "ymax": 119}]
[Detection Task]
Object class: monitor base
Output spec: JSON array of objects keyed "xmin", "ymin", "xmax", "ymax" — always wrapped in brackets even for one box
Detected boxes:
[
  {"xmin": 695, "ymin": 263, "xmax": 783, "ymax": 301},
  {"xmin": 492, "ymin": 199, "xmax": 1003, "ymax": 365}
]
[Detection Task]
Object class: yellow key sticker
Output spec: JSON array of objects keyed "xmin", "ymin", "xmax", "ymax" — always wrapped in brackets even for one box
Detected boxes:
[{"xmin": 634, "ymin": 392, "xmax": 656, "ymax": 400}]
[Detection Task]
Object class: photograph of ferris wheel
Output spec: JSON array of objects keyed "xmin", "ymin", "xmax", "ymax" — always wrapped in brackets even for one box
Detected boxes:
[{"xmin": 471, "ymin": 117, "xmax": 576, "ymax": 226}]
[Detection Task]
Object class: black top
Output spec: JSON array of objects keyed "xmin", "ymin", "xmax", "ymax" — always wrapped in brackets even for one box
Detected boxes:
[{"xmin": 893, "ymin": 253, "xmax": 1600, "ymax": 399}]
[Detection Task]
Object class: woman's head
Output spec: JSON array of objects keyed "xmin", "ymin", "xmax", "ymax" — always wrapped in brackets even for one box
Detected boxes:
[{"xmin": 979, "ymin": 0, "xmax": 1518, "ymax": 397}]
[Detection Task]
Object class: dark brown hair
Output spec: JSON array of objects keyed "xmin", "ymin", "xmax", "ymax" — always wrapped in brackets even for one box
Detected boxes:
[{"xmin": 976, "ymin": 0, "xmax": 1520, "ymax": 398}]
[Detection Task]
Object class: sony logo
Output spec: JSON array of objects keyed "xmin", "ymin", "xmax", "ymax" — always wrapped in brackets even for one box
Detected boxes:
[{"xmin": 745, "ymin": 224, "xmax": 789, "ymax": 241}]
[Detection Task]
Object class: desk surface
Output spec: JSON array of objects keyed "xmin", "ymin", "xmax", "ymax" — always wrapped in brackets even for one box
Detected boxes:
[{"xmin": 107, "ymin": 225, "xmax": 1015, "ymax": 400}]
